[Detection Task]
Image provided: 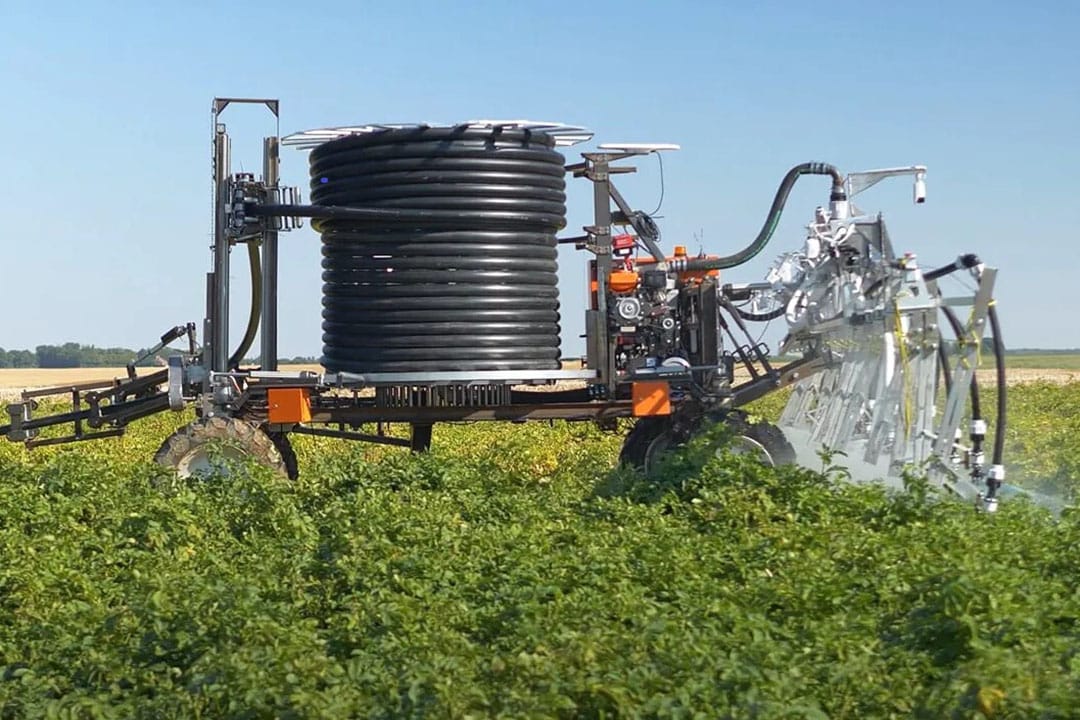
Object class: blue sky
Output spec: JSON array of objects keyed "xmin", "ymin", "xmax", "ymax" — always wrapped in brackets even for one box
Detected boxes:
[{"xmin": 2, "ymin": 0, "xmax": 1077, "ymax": 357}]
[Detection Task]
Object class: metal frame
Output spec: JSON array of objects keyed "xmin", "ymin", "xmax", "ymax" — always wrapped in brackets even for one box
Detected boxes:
[{"xmin": 761, "ymin": 205, "xmax": 1000, "ymax": 500}]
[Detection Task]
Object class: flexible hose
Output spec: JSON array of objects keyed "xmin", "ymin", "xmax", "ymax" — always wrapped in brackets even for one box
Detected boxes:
[
  {"xmin": 923, "ymin": 253, "xmax": 981, "ymax": 282},
  {"xmin": 734, "ymin": 305, "xmax": 786, "ymax": 322},
  {"xmin": 308, "ymin": 126, "xmax": 565, "ymax": 373},
  {"xmin": 936, "ymin": 331, "xmax": 953, "ymax": 398},
  {"xmin": 228, "ymin": 241, "xmax": 262, "ymax": 369},
  {"xmin": 940, "ymin": 305, "xmax": 981, "ymax": 419},
  {"xmin": 988, "ymin": 303, "xmax": 1006, "ymax": 468},
  {"xmin": 678, "ymin": 163, "xmax": 844, "ymax": 272}
]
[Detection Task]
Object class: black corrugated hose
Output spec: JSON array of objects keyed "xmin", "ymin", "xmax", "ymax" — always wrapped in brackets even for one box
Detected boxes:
[{"xmin": 307, "ymin": 126, "xmax": 567, "ymax": 373}]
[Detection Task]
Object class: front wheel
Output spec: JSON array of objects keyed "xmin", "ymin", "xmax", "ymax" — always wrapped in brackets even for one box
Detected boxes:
[
  {"xmin": 154, "ymin": 417, "xmax": 294, "ymax": 479},
  {"xmin": 619, "ymin": 410, "xmax": 795, "ymax": 475}
]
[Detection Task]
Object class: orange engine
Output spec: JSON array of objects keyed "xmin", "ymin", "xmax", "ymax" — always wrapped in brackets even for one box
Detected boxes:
[{"xmin": 589, "ymin": 264, "xmax": 641, "ymax": 308}]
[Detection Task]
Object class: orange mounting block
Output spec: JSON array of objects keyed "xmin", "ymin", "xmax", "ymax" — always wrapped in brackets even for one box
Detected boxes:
[
  {"xmin": 631, "ymin": 381, "xmax": 672, "ymax": 417},
  {"xmin": 609, "ymin": 269, "xmax": 640, "ymax": 294},
  {"xmin": 267, "ymin": 387, "xmax": 312, "ymax": 424}
]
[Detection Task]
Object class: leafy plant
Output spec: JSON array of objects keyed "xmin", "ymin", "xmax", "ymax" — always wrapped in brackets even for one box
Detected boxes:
[{"xmin": 0, "ymin": 385, "xmax": 1077, "ymax": 717}]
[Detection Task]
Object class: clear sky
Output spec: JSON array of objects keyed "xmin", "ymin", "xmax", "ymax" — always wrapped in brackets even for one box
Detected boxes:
[{"xmin": 2, "ymin": 0, "xmax": 1077, "ymax": 358}]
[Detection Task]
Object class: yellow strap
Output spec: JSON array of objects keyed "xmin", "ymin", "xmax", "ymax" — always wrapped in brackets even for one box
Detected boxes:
[{"xmin": 894, "ymin": 304, "xmax": 913, "ymax": 439}]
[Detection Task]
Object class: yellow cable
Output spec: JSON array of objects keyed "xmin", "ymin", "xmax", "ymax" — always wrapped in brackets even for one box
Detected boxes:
[{"xmin": 894, "ymin": 303, "xmax": 913, "ymax": 439}]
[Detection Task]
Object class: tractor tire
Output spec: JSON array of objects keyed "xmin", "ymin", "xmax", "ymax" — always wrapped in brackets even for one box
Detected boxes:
[
  {"xmin": 154, "ymin": 416, "xmax": 291, "ymax": 479},
  {"xmin": 720, "ymin": 410, "xmax": 796, "ymax": 467},
  {"xmin": 619, "ymin": 410, "xmax": 795, "ymax": 475},
  {"xmin": 618, "ymin": 416, "xmax": 672, "ymax": 471}
]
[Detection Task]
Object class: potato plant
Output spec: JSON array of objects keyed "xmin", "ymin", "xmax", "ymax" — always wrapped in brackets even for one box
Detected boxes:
[{"xmin": 0, "ymin": 384, "xmax": 1077, "ymax": 718}]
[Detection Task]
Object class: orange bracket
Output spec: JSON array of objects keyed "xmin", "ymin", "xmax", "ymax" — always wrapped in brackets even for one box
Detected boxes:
[
  {"xmin": 632, "ymin": 381, "xmax": 671, "ymax": 417},
  {"xmin": 267, "ymin": 387, "xmax": 312, "ymax": 424}
]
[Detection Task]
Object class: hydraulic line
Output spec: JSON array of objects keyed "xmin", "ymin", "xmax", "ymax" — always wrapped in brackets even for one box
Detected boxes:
[
  {"xmin": 228, "ymin": 241, "xmax": 262, "ymax": 369},
  {"xmin": 941, "ymin": 305, "xmax": 981, "ymax": 418},
  {"xmin": 734, "ymin": 305, "xmax": 786, "ymax": 323},
  {"xmin": 720, "ymin": 297, "xmax": 775, "ymax": 375},
  {"xmin": 988, "ymin": 303, "xmax": 1006, "ymax": 469},
  {"xmin": 677, "ymin": 163, "xmax": 845, "ymax": 272},
  {"xmin": 923, "ymin": 253, "xmax": 981, "ymax": 282},
  {"xmin": 935, "ymin": 263, "xmax": 1003, "ymax": 497},
  {"xmin": 936, "ymin": 332, "xmax": 953, "ymax": 398},
  {"xmin": 307, "ymin": 126, "xmax": 566, "ymax": 373},
  {"xmin": 941, "ymin": 303, "xmax": 985, "ymax": 479}
]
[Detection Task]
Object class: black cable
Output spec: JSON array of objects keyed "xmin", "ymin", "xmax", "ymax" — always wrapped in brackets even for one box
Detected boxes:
[
  {"xmin": 734, "ymin": 305, "xmax": 786, "ymax": 323},
  {"xmin": 720, "ymin": 297, "xmax": 774, "ymax": 373},
  {"xmin": 228, "ymin": 241, "xmax": 262, "ymax": 369},
  {"xmin": 677, "ymin": 163, "xmax": 845, "ymax": 272},
  {"xmin": 647, "ymin": 151, "xmax": 665, "ymax": 216},
  {"xmin": 753, "ymin": 317, "xmax": 773, "ymax": 347},
  {"xmin": 988, "ymin": 303, "xmax": 1006, "ymax": 468},
  {"xmin": 632, "ymin": 213, "xmax": 662, "ymax": 253},
  {"xmin": 936, "ymin": 331, "xmax": 953, "ymax": 398}
]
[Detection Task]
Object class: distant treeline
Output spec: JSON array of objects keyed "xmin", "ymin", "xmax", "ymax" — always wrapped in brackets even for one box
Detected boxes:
[{"xmin": 0, "ymin": 343, "xmax": 317, "ymax": 368}]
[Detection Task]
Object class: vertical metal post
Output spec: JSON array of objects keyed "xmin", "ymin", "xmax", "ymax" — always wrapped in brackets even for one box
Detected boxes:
[
  {"xmin": 260, "ymin": 136, "xmax": 280, "ymax": 371},
  {"xmin": 203, "ymin": 273, "xmax": 214, "ymax": 374},
  {"xmin": 211, "ymin": 126, "xmax": 231, "ymax": 372},
  {"xmin": 590, "ymin": 158, "xmax": 615, "ymax": 392}
]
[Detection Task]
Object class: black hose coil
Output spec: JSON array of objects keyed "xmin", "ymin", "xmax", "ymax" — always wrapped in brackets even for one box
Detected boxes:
[{"xmin": 309, "ymin": 126, "xmax": 566, "ymax": 373}]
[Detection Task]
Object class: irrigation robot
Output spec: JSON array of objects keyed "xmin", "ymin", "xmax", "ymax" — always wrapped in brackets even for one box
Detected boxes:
[{"xmin": 0, "ymin": 98, "xmax": 1008, "ymax": 509}]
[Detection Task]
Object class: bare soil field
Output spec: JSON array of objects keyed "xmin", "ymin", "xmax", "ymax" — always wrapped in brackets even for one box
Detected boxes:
[{"xmin": 1, "ymin": 365, "xmax": 1076, "ymax": 402}]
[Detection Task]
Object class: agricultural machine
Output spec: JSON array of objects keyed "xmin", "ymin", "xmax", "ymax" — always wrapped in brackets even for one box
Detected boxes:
[{"xmin": 0, "ymin": 98, "xmax": 1007, "ymax": 509}]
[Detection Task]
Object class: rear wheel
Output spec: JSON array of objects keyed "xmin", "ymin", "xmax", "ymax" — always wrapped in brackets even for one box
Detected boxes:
[
  {"xmin": 619, "ymin": 410, "xmax": 795, "ymax": 475},
  {"xmin": 154, "ymin": 417, "xmax": 292, "ymax": 479}
]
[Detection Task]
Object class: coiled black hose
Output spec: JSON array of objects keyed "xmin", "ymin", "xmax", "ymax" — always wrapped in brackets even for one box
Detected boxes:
[
  {"xmin": 679, "ymin": 163, "xmax": 844, "ymax": 272},
  {"xmin": 308, "ymin": 126, "xmax": 566, "ymax": 373}
]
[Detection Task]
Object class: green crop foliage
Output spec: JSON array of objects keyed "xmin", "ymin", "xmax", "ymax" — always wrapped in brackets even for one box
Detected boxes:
[{"xmin": 0, "ymin": 384, "xmax": 1078, "ymax": 718}]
